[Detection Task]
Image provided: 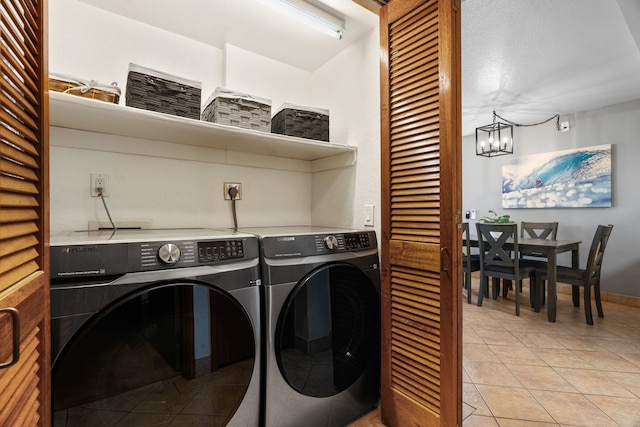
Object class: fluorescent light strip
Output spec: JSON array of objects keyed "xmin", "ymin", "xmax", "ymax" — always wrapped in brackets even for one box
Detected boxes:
[{"xmin": 257, "ymin": 0, "xmax": 345, "ymax": 39}]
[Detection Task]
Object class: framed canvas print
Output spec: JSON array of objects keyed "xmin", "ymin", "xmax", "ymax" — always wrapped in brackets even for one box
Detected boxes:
[{"xmin": 502, "ymin": 144, "xmax": 612, "ymax": 208}]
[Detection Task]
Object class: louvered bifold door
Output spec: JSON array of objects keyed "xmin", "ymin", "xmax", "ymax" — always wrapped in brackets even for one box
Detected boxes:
[
  {"xmin": 379, "ymin": 0, "xmax": 461, "ymax": 426},
  {"xmin": 0, "ymin": 0, "xmax": 50, "ymax": 425}
]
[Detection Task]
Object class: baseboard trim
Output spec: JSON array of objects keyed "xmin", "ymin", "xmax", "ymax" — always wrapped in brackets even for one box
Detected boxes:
[{"xmin": 556, "ymin": 283, "xmax": 640, "ymax": 308}]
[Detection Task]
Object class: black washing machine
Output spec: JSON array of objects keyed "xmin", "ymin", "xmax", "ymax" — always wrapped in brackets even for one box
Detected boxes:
[
  {"xmin": 49, "ymin": 229, "xmax": 262, "ymax": 426},
  {"xmin": 236, "ymin": 226, "xmax": 381, "ymax": 427}
]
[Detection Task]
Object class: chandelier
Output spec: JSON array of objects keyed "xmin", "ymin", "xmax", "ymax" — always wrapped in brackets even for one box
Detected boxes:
[{"xmin": 475, "ymin": 111, "xmax": 562, "ymax": 158}]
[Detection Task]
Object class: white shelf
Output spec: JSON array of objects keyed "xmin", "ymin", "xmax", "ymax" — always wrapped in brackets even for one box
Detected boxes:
[{"xmin": 48, "ymin": 92, "xmax": 357, "ymax": 163}]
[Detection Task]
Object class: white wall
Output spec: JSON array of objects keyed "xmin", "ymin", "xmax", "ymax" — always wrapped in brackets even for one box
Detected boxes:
[
  {"xmin": 50, "ymin": 129, "xmax": 312, "ymax": 232},
  {"xmin": 48, "ymin": 0, "xmax": 380, "ymax": 236},
  {"xmin": 49, "ymin": 0, "xmax": 222, "ymax": 101},
  {"xmin": 311, "ymin": 28, "xmax": 381, "ymax": 235},
  {"xmin": 463, "ymin": 99, "xmax": 640, "ymax": 297}
]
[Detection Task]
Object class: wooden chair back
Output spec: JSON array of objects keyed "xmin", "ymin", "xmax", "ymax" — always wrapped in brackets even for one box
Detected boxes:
[
  {"xmin": 521, "ymin": 221, "xmax": 558, "ymax": 258},
  {"xmin": 520, "ymin": 221, "xmax": 558, "ymax": 239},
  {"xmin": 476, "ymin": 223, "xmax": 518, "ymax": 268},
  {"xmin": 585, "ymin": 224, "xmax": 614, "ymax": 286},
  {"xmin": 476, "ymin": 223, "xmax": 536, "ymax": 316}
]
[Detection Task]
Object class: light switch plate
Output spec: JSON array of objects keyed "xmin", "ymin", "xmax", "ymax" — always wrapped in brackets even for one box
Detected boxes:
[{"xmin": 364, "ymin": 204, "xmax": 374, "ymax": 226}]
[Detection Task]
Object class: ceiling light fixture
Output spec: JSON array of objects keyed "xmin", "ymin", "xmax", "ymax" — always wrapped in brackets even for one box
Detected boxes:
[
  {"xmin": 256, "ymin": 0, "xmax": 346, "ymax": 39},
  {"xmin": 476, "ymin": 111, "xmax": 561, "ymax": 158},
  {"xmin": 476, "ymin": 112, "xmax": 513, "ymax": 158}
]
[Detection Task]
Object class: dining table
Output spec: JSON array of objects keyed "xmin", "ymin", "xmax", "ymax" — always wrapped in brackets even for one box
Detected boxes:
[{"xmin": 466, "ymin": 236, "xmax": 582, "ymax": 322}]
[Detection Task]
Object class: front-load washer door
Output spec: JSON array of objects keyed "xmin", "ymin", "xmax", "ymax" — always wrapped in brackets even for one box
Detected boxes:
[
  {"xmin": 52, "ymin": 282, "xmax": 258, "ymax": 426},
  {"xmin": 275, "ymin": 262, "xmax": 381, "ymax": 398}
]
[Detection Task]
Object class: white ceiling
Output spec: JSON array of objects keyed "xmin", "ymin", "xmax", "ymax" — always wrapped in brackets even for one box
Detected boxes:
[
  {"xmin": 79, "ymin": 0, "xmax": 378, "ymax": 72},
  {"xmin": 462, "ymin": 0, "xmax": 640, "ymax": 136},
  {"xmin": 80, "ymin": 0, "xmax": 640, "ymax": 136}
]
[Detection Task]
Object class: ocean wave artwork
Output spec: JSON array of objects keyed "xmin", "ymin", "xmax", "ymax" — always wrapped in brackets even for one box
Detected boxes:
[{"xmin": 502, "ymin": 144, "xmax": 612, "ymax": 208}]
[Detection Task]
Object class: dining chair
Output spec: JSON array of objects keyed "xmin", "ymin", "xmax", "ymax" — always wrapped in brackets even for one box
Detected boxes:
[
  {"xmin": 521, "ymin": 221, "xmax": 559, "ymax": 241},
  {"xmin": 476, "ymin": 223, "xmax": 537, "ymax": 316},
  {"xmin": 534, "ymin": 224, "xmax": 613, "ymax": 325},
  {"xmin": 519, "ymin": 221, "xmax": 559, "ymax": 306},
  {"xmin": 462, "ymin": 222, "xmax": 481, "ymax": 304}
]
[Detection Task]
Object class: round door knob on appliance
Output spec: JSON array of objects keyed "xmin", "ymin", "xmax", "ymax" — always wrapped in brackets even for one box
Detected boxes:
[
  {"xmin": 324, "ymin": 235, "xmax": 339, "ymax": 250},
  {"xmin": 158, "ymin": 243, "xmax": 181, "ymax": 264}
]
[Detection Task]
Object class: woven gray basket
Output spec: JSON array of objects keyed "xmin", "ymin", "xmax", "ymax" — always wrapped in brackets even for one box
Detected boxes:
[
  {"xmin": 201, "ymin": 88, "xmax": 271, "ymax": 132},
  {"xmin": 271, "ymin": 104, "xmax": 329, "ymax": 142},
  {"xmin": 125, "ymin": 64, "xmax": 201, "ymax": 119}
]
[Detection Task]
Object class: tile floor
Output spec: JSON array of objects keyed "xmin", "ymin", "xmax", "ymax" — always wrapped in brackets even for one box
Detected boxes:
[{"xmin": 349, "ymin": 278, "xmax": 640, "ymax": 427}]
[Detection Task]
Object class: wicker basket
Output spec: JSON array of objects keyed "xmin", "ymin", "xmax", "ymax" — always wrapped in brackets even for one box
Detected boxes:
[
  {"xmin": 49, "ymin": 73, "xmax": 121, "ymax": 104},
  {"xmin": 125, "ymin": 63, "xmax": 201, "ymax": 119},
  {"xmin": 201, "ymin": 87, "xmax": 271, "ymax": 132},
  {"xmin": 271, "ymin": 103, "xmax": 329, "ymax": 142}
]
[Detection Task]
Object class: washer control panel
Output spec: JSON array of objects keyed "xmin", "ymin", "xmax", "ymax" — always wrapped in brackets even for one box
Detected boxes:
[
  {"xmin": 138, "ymin": 239, "xmax": 245, "ymax": 270},
  {"xmin": 50, "ymin": 231, "xmax": 259, "ymax": 278},
  {"xmin": 198, "ymin": 239, "xmax": 244, "ymax": 263},
  {"xmin": 139, "ymin": 241, "xmax": 197, "ymax": 270},
  {"xmin": 263, "ymin": 231, "xmax": 375, "ymax": 258}
]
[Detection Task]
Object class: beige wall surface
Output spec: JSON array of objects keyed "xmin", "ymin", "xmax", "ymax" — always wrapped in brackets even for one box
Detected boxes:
[{"xmin": 49, "ymin": 0, "xmax": 381, "ymax": 237}]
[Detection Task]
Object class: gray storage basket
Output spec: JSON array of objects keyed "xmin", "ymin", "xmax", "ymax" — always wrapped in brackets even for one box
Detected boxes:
[
  {"xmin": 201, "ymin": 87, "xmax": 271, "ymax": 132},
  {"xmin": 125, "ymin": 63, "xmax": 201, "ymax": 119},
  {"xmin": 271, "ymin": 103, "xmax": 329, "ymax": 142}
]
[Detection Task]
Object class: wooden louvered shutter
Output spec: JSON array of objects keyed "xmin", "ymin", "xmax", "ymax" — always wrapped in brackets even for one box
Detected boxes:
[
  {"xmin": 0, "ymin": 0, "xmax": 50, "ymax": 425},
  {"xmin": 379, "ymin": 0, "xmax": 462, "ymax": 426}
]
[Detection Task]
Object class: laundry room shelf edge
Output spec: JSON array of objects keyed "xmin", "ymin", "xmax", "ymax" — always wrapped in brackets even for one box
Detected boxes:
[{"xmin": 49, "ymin": 92, "xmax": 357, "ymax": 169}]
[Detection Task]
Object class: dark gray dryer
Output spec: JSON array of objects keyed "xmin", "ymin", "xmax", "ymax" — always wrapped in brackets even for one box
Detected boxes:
[
  {"xmin": 238, "ymin": 226, "xmax": 381, "ymax": 427},
  {"xmin": 49, "ymin": 228, "xmax": 261, "ymax": 426}
]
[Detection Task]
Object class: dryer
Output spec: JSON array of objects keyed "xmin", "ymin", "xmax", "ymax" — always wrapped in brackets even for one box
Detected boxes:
[
  {"xmin": 238, "ymin": 226, "xmax": 381, "ymax": 427},
  {"xmin": 49, "ymin": 228, "xmax": 261, "ymax": 427}
]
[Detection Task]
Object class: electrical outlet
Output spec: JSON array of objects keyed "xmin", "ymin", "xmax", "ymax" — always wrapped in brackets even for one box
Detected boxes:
[
  {"xmin": 90, "ymin": 173, "xmax": 109, "ymax": 197},
  {"xmin": 224, "ymin": 182, "xmax": 242, "ymax": 200}
]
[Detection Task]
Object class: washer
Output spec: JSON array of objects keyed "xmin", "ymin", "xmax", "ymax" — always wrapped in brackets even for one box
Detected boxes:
[
  {"xmin": 49, "ymin": 229, "xmax": 261, "ymax": 426},
  {"xmin": 237, "ymin": 226, "xmax": 381, "ymax": 427}
]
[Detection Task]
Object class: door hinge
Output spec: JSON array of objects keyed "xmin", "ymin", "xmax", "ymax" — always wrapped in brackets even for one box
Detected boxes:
[{"xmin": 453, "ymin": 0, "xmax": 461, "ymax": 12}]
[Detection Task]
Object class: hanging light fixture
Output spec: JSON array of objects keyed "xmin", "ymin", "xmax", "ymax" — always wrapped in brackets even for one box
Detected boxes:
[
  {"xmin": 476, "ymin": 119, "xmax": 513, "ymax": 158},
  {"xmin": 256, "ymin": 0, "xmax": 346, "ymax": 40},
  {"xmin": 475, "ymin": 110, "xmax": 561, "ymax": 158}
]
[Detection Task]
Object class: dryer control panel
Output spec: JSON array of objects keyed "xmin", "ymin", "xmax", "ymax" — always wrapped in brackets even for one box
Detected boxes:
[
  {"xmin": 263, "ymin": 231, "xmax": 376, "ymax": 258},
  {"xmin": 317, "ymin": 233, "xmax": 371, "ymax": 252}
]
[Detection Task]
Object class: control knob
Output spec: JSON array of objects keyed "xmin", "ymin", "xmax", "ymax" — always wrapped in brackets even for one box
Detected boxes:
[
  {"xmin": 158, "ymin": 243, "xmax": 181, "ymax": 264},
  {"xmin": 324, "ymin": 235, "xmax": 339, "ymax": 250}
]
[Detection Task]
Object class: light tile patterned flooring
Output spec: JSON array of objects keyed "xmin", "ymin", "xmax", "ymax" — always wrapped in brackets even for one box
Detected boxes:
[{"xmin": 350, "ymin": 277, "xmax": 640, "ymax": 427}]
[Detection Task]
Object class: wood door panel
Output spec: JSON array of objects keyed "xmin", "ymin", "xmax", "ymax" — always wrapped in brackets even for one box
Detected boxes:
[
  {"xmin": 0, "ymin": 275, "xmax": 47, "ymax": 426},
  {"xmin": 1, "ymin": 0, "xmax": 50, "ymax": 425},
  {"xmin": 380, "ymin": 0, "xmax": 461, "ymax": 425}
]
